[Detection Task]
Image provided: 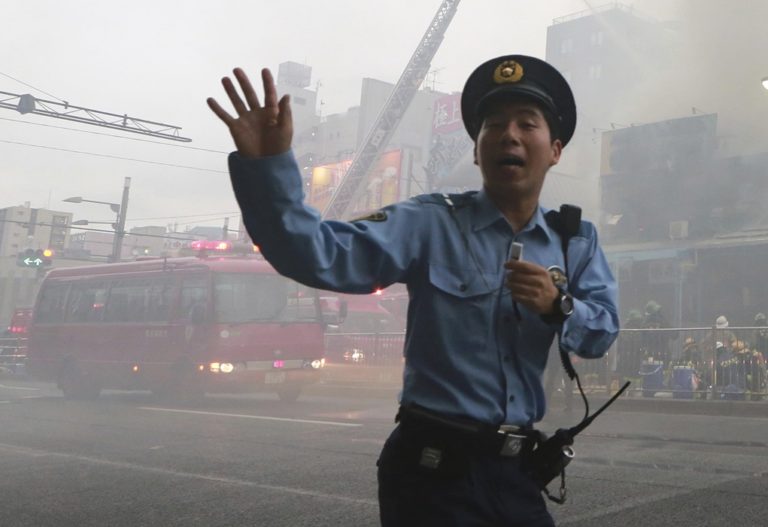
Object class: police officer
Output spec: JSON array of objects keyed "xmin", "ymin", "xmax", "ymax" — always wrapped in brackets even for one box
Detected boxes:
[{"xmin": 208, "ymin": 55, "xmax": 619, "ymax": 526}]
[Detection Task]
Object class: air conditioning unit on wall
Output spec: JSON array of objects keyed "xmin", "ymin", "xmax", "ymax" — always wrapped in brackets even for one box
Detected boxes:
[{"xmin": 669, "ymin": 220, "xmax": 689, "ymax": 240}]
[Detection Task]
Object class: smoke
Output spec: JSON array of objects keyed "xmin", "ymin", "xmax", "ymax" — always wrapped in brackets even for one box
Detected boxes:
[{"xmin": 617, "ymin": 0, "xmax": 768, "ymax": 156}]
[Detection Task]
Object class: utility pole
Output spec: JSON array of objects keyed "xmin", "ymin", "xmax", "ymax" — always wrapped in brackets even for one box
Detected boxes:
[{"xmin": 110, "ymin": 177, "xmax": 131, "ymax": 262}]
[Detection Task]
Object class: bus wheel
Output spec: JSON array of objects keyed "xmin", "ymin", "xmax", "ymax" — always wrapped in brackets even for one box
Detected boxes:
[
  {"xmin": 276, "ymin": 384, "xmax": 302, "ymax": 403},
  {"xmin": 58, "ymin": 363, "xmax": 101, "ymax": 400}
]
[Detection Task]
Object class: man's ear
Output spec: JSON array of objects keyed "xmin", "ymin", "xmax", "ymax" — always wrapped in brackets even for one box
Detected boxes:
[{"xmin": 549, "ymin": 139, "xmax": 563, "ymax": 166}]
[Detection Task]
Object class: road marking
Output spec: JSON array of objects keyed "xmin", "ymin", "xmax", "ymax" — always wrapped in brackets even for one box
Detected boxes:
[
  {"xmin": 139, "ymin": 406, "xmax": 363, "ymax": 427},
  {"xmin": 0, "ymin": 442, "xmax": 377, "ymax": 506},
  {"xmin": 0, "ymin": 383, "xmax": 40, "ymax": 391}
]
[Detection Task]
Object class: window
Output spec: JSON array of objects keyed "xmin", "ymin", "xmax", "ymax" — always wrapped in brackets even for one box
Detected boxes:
[
  {"xmin": 590, "ymin": 31, "xmax": 604, "ymax": 46},
  {"xmin": 180, "ymin": 275, "xmax": 209, "ymax": 321},
  {"xmin": 35, "ymin": 283, "xmax": 69, "ymax": 323},
  {"xmin": 214, "ymin": 273, "xmax": 313, "ymax": 324},
  {"xmin": 589, "ymin": 64, "xmax": 602, "ymax": 80},
  {"xmin": 103, "ymin": 277, "xmax": 173, "ymax": 323},
  {"xmin": 560, "ymin": 38, "xmax": 573, "ymax": 54},
  {"xmin": 65, "ymin": 282, "xmax": 109, "ymax": 323}
]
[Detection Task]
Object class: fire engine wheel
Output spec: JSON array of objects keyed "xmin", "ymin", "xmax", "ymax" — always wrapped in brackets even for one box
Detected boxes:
[
  {"xmin": 276, "ymin": 384, "xmax": 302, "ymax": 403},
  {"xmin": 58, "ymin": 362, "xmax": 101, "ymax": 400}
]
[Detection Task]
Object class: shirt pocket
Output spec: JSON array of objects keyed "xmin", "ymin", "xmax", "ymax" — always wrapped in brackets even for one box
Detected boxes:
[
  {"xmin": 428, "ymin": 262, "xmax": 497, "ymax": 299},
  {"xmin": 427, "ymin": 262, "xmax": 497, "ymax": 350}
]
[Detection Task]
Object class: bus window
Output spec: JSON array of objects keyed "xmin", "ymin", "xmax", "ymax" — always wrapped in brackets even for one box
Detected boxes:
[
  {"xmin": 180, "ymin": 275, "xmax": 209, "ymax": 321},
  {"xmin": 285, "ymin": 283, "xmax": 321, "ymax": 322},
  {"xmin": 35, "ymin": 283, "xmax": 69, "ymax": 323},
  {"xmin": 103, "ymin": 278, "xmax": 173, "ymax": 323},
  {"xmin": 214, "ymin": 273, "xmax": 289, "ymax": 323},
  {"xmin": 65, "ymin": 282, "xmax": 108, "ymax": 323}
]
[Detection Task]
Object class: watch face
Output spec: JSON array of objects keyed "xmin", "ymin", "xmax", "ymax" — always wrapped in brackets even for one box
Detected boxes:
[{"xmin": 560, "ymin": 293, "xmax": 574, "ymax": 316}]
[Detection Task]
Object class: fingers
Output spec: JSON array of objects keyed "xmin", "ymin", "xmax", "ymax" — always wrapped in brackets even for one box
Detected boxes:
[
  {"xmin": 234, "ymin": 68, "xmax": 261, "ymax": 110},
  {"xmin": 277, "ymin": 94, "xmax": 292, "ymax": 128},
  {"xmin": 222, "ymin": 76, "xmax": 248, "ymax": 116},
  {"xmin": 262, "ymin": 68, "xmax": 278, "ymax": 108},
  {"xmin": 206, "ymin": 97, "xmax": 234, "ymax": 125}
]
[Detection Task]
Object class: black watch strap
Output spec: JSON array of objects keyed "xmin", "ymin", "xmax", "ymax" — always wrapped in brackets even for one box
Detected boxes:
[{"xmin": 541, "ymin": 288, "xmax": 573, "ymax": 324}]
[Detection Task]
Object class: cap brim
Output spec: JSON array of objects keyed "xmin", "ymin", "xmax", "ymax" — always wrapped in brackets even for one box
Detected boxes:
[{"xmin": 476, "ymin": 84, "xmax": 558, "ymax": 118}]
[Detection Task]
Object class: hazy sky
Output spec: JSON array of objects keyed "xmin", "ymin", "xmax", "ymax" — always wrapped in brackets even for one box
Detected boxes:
[{"xmin": 0, "ymin": 0, "xmax": 685, "ymax": 231}]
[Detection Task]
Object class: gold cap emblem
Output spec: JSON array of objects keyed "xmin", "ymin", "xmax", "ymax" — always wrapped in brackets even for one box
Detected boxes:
[{"xmin": 493, "ymin": 60, "xmax": 524, "ymax": 84}]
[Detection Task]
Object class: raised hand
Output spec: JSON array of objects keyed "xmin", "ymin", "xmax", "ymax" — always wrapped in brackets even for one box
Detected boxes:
[{"xmin": 207, "ymin": 68, "xmax": 293, "ymax": 159}]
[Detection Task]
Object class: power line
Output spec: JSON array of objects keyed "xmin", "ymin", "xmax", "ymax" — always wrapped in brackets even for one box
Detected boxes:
[
  {"xmin": 0, "ymin": 116, "xmax": 227, "ymax": 153},
  {"xmin": 129, "ymin": 211, "xmax": 240, "ymax": 221},
  {"xmin": 0, "ymin": 139, "xmax": 227, "ymax": 173},
  {"xmin": 0, "ymin": 71, "xmax": 65, "ymax": 102},
  {"xmin": 0, "ymin": 218, "xmax": 197, "ymax": 241}
]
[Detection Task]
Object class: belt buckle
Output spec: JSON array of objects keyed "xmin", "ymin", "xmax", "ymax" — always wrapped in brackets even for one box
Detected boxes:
[{"xmin": 498, "ymin": 427, "xmax": 527, "ymax": 457}]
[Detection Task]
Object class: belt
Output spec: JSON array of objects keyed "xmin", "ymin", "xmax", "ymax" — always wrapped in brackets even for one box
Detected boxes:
[{"xmin": 395, "ymin": 405, "xmax": 539, "ymax": 465}]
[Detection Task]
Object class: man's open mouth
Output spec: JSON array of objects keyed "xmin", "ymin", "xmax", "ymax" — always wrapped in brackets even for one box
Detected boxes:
[{"xmin": 498, "ymin": 155, "xmax": 525, "ymax": 167}]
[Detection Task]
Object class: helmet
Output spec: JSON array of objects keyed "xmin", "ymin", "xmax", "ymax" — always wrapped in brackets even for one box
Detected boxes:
[
  {"xmin": 644, "ymin": 301, "xmax": 661, "ymax": 315},
  {"xmin": 715, "ymin": 315, "xmax": 729, "ymax": 329}
]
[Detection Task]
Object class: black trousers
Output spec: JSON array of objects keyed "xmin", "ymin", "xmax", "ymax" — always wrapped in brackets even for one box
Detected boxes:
[{"xmin": 377, "ymin": 424, "xmax": 555, "ymax": 527}]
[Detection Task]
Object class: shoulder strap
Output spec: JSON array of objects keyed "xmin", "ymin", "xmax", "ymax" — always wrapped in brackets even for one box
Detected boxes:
[{"xmin": 544, "ymin": 204, "xmax": 583, "ymax": 382}]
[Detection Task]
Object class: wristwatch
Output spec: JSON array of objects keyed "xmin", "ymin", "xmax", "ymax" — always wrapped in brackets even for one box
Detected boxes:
[
  {"xmin": 554, "ymin": 287, "xmax": 574, "ymax": 317},
  {"xmin": 541, "ymin": 287, "xmax": 574, "ymax": 324}
]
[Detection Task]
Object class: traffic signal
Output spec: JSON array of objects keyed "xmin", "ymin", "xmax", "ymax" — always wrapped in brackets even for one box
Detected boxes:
[
  {"xmin": 41, "ymin": 248, "xmax": 54, "ymax": 266},
  {"xmin": 16, "ymin": 248, "xmax": 53, "ymax": 268}
]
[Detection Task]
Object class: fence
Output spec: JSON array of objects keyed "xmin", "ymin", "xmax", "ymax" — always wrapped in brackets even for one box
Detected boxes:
[
  {"xmin": 0, "ymin": 336, "xmax": 27, "ymax": 375},
  {"xmin": 324, "ymin": 326, "xmax": 768, "ymax": 401}
]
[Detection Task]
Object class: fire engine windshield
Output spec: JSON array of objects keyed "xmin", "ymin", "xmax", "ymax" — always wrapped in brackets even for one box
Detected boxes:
[{"xmin": 213, "ymin": 273, "xmax": 319, "ymax": 324}]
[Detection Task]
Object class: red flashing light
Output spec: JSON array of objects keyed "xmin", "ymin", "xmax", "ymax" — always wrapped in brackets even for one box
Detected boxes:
[
  {"xmin": 190, "ymin": 240, "xmax": 232, "ymax": 252},
  {"xmin": 273, "ymin": 360, "xmax": 285, "ymax": 369},
  {"xmin": 373, "ymin": 288, "xmax": 383, "ymax": 296}
]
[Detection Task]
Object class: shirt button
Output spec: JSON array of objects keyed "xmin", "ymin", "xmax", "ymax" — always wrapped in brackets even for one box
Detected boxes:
[
  {"xmin": 459, "ymin": 284, "xmax": 467, "ymax": 292},
  {"xmin": 509, "ymin": 395, "xmax": 515, "ymax": 402}
]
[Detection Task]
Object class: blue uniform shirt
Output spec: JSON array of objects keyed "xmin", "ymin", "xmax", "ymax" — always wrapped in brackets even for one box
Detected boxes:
[{"xmin": 229, "ymin": 150, "xmax": 619, "ymax": 427}]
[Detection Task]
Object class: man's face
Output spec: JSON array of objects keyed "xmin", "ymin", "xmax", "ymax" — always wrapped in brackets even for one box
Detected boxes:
[{"xmin": 474, "ymin": 99, "xmax": 562, "ymax": 201}]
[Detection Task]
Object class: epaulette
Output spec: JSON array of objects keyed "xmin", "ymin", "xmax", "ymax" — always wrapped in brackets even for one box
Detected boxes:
[{"xmin": 415, "ymin": 191, "xmax": 478, "ymax": 209}]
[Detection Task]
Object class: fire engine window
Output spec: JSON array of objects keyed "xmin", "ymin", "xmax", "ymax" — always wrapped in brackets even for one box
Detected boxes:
[
  {"xmin": 65, "ymin": 282, "xmax": 108, "ymax": 323},
  {"xmin": 214, "ymin": 273, "xmax": 288, "ymax": 323},
  {"xmin": 35, "ymin": 283, "xmax": 69, "ymax": 323},
  {"xmin": 104, "ymin": 278, "xmax": 172, "ymax": 323},
  {"xmin": 180, "ymin": 276, "xmax": 209, "ymax": 321}
]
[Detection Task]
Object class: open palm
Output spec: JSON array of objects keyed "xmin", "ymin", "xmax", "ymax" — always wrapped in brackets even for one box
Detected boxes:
[{"xmin": 207, "ymin": 68, "xmax": 293, "ymax": 159}]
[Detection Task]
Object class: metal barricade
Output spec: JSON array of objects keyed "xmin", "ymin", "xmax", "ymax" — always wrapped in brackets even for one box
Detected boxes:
[
  {"xmin": 614, "ymin": 326, "xmax": 768, "ymax": 400},
  {"xmin": 323, "ymin": 326, "xmax": 768, "ymax": 402},
  {"xmin": 0, "ymin": 336, "xmax": 28, "ymax": 375}
]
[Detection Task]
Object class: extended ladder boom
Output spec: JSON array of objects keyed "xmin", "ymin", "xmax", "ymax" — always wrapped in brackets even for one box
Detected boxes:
[{"xmin": 322, "ymin": 0, "xmax": 460, "ymax": 219}]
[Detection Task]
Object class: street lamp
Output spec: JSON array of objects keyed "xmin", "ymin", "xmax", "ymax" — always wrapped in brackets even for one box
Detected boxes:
[
  {"xmin": 762, "ymin": 77, "xmax": 768, "ymax": 91},
  {"xmin": 63, "ymin": 177, "xmax": 131, "ymax": 263}
]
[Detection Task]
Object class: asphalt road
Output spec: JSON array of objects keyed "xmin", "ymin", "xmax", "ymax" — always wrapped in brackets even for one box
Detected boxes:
[{"xmin": 0, "ymin": 378, "xmax": 766, "ymax": 526}]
